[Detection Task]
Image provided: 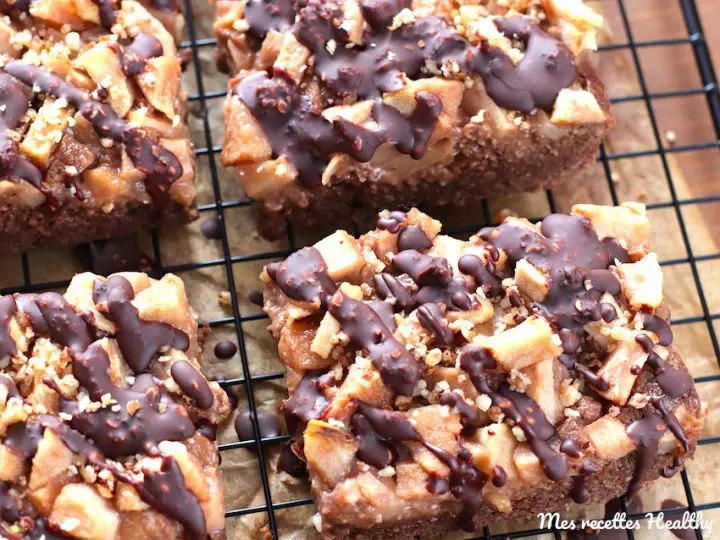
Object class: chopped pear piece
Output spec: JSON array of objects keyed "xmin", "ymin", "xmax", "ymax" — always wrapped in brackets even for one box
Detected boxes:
[
  {"xmin": 586, "ymin": 415, "xmax": 636, "ymax": 460},
  {"xmin": 304, "ymin": 420, "xmax": 358, "ymax": 488},
  {"xmin": 49, "ymin": 483, "xmax": 120, "ymax": 540},
  {"xmin": 473, "ymin": 316, "xmax": 561, "ymax": 372},
  {"xmin": 617, "ymin": 253, "xmax": 663, "ymax": 310},
  {"xmin": 596, "ymin": 340, "xmax": 648, "ymax": 406}
]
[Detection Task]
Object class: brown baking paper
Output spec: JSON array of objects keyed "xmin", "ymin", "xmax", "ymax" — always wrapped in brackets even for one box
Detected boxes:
[{"xmin": 1, "ymin": 0, "xmax": 719, "ymax": 538}]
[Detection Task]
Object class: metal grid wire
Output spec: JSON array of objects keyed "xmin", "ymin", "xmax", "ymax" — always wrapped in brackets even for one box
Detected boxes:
[{"xmin": 1, "ymin": 0, "xmax": 719, "ymax": 538}]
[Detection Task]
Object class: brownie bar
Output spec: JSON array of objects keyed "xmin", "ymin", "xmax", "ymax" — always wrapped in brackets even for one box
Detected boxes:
[
  {"xmin": 261, "ymin": 204, "xmax": 701, "ymax": 539},
  {"xmin": 0, "ymin": 272, "xmax": 230, "ymax": 539},
  {"xmin": 215, "ymin": 0, "xmax": 612, "ymax": 238},
  {"xmin": 0, "ymin": 0, "xmax": 196, "ymax": 255}
]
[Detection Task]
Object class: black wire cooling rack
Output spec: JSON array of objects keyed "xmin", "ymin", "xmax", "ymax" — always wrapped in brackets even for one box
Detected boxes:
[{"xmin": 1, "ymin": 0, "xmax": 719, "ymax": 538}]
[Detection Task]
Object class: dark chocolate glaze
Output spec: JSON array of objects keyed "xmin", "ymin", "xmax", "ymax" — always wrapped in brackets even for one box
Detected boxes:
[
  {"xmin": 327, "ymin": 290, "xmax": 422, "ymax": 395},
  {"xmin": 397, "ymin": 226, "xmax": 433, "ymax": 252},
  {"xmin": 0, "ymin": 284, "xmax": 211, "ymax": 536},
  {"xmin": 439, "ymin": 392, "xmax": 484, "ymax": 431},
  {"xmin": 645, "ymin": 351, "xmax": 693, "ymax": 399},
  {"xmin": 569, "ymin": 461, "xmax": 598, "ymax": 504},
  {"xmin": 416, "ymin": 302, "xmax": 455, "ymax": 347},
  {"xmin": 0, "ymin": 0, "xmax": 30, "ymax": 14},
  {"xmin": 458, "ymin": 253, "xmax": 503, "ymax": 299},
  {"xmin": 266, "ymin": 247, "xmax": 337, "ymax": 303},
  {"xmin": 33, "ymin": 293, "xmax": 93, "ymax": 355},
  {"xmin": 0, "ymin": 482, "xmax": 20, "ymax": 526},
  {"xmin": 625, "ymin": 411, "xmax": 668, "ymax": 500},
  {"xmin": 481, "ymin": 215, "xmax": 628, "ymax": 390},
  {"xmin": 459, "ymin": 346, "xmax": 568, "ymax": 481},
  {"xmin": 642, "ymin": 312, "xmax": 673, "ymax": 346},
  {"xmin": 353, "ymin": 400, "xmax": 488, "ymax": 531},
  {"xmin": 4, "ymin": 421, "xmax": 43, "ymax": 459},
  {"xmin": 268, "ymin": 247, "xmax": 423, "ymax": 395},
  {"xmin": 278, "ymin": 444, "xmax": 309, "ymax": 477},
  {"xmin": 136, "ymin": 455, "xmax": 207, "ymax": 539},
  {"xmin": 283, "ymin": 370, "xmax": 332, "ymax": 438},
  {"xmin": 15, "ymin": 294, "xmax": 47, "ymax": 335},
  {"xmin": 0, "ymin": 74, "xmax": 43, "ymax": 190},
  {"xmin": 2, "ymin": 61, "xmax": 183, "ymax": 207},
  {"xmin": 120, "ymin": 33, "xmax": 164, "ymax": 76},
  {"xmin": 373, "ymin": 273, "xmax": 416, "ymax": 313},
  {"xmin": 93, "ymin": 276, "xmax": 189, "ymax": 374},
  {"xmin": 11, "ymin": 414, "xmax": 207, "ymax": 539},
  {"xmin": 0, "ymin": 375, "xmax": 19, "ymax": 402},
  {"xmin": 71, "ymin": 342, "xmax": 196, "ymax": 457},
  {"xmin": 236, "ymin": 0, "xmax": 575, "ymax": 186},
  {"xmin": 393, "ymin": 250, "xmax": 474, "ymax": 311},
  {"xmin": 170, "ymin": 360, "xmax": 214, "ymax": 410},
  {"xmin": 0, "ymin": 297, "xmax": 17, "ymax": 361},
  {"xmin": 376, "ymin": 210, "xmax": 407, "ymax": 233},
  {"xmin": 91, "ymin": 0, "xmax": 117, "ymax": 28}
]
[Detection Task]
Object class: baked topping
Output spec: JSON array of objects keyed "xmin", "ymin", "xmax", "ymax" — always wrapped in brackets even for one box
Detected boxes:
[
  {"xmin": 0, "ymin": 272, "xmax": 230, "ymax": 539},
  {"xmin": 262, "ymin": 204, "xmax": 699, "ymax": 530},
  {"xmin": 0, "ymin": 0, "xmax": 192, "ymax": 212},
  {"xmin": 219, "ymin": 0, "xmax": 607, "ymax": 198},
  {"xmin": 228, "ymin": 0, "xmax": 576, "ymax": 187}
]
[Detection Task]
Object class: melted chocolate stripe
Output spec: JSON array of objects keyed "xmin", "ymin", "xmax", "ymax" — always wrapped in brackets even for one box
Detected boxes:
[
  {"xmin": 0, "ymin": 74, "xmax": 43, "ymax": 190},
  {"xmin": 268, "ymin": 247, "xmax": 424, "ymax": 395},
  {"xmin": 327, "ymin": 290, "xmax": 422, "ymax": 396},
  {"xmin": 0, "ymin": 297, "xmax": 17, "ymax": 362},
  {"xmin": 460, "ymin": 346, "xmax": 568, "ymax": 481},
  {"xmin": 2, "ymin": 61, "xmax": 182, "ymax": 206},
  {"xmin": 71, "ymin": 342, "xmax": 196, "ymax": 457},
  {"xmin": 353, "ymin": 401, "xmax": 488, "ymax": 531},
  {"xmin": 170, "ymin": 360, "xmax": 214, "ymax": 410},
  {"xmin": 93, "ymin": 276, "xmax": 189, "ymax": 374}
]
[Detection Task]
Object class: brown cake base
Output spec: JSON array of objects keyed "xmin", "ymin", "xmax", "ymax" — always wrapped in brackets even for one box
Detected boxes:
[{"xmin": 0, "ymin": 200, "xmax": 196, "ymax": 255}]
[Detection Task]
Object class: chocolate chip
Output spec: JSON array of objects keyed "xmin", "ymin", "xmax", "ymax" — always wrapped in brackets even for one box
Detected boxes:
[
  {"xmin": 74, "ymin": 235, "xmax": 152, "ymax": 276},
  {"xmin": 248, "ymin": 289, "xmax": 264, "ymax": 306},
  {"xmin": 200, "ymin": 216, "xmax": 224, "ymax": 240},
  {"xmin": 214, "ymin": 340, "xmax": 238, "ymax": 359},
  {"xmin": 235, "ymin": 408, "xmax": 281, "ymax": 441}
]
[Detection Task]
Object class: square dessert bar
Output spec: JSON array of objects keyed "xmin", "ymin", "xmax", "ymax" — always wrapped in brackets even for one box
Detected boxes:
[
  {"xmin": 0, "ymin": 272, "xmax": 230, "ymax": 539},
  {"xmin": 0, "ymin": 0, "xmax": 196, "ymax": 255},
  {"xmin": 261, "ymin": 204, "xmax": 702, "ymax": 539},
  {"xmin": 216, "ymin": 0, "xmax": 612, "ymax": 238}
]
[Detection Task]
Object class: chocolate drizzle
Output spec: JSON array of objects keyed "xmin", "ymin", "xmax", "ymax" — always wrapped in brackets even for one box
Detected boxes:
[
  {"xmin": 93, "ymin": 276, "xmax": 189, "ymax": 374},
  {"xmin": 0, "ymin": 73, "xmax": 43, "ymax": 190},
  {"xmin": 481, "ymin": 216, "xmax": 629, "ymax": 390},
  {"xmin": 170, "ymin": 360, "xmax": 214, "ymax": 410},
  {"xmin": 268, "ymin": 247, "xmax": 423, "ymax": 395},
  {"xmin": 2, "ymin": 61, "xmax": 183, "ymax": 206},
  {"xmin": 625, "ymin": 411, "xmax": 667, "ymax": 500},
  {"xmin": 120, "ymin": 33, "xmax": 164, "ymax": 76},
  {"xmin": 0, "ymin": 297, "xmax": 17, "ymax": 362},
  {"xmin": 353, "ymin": 400, "xmax": 488, "ymax": 531},
  {"xmin": 327, "ymin": 290, "xmax": 422, "ymax": 395},
  {"xmin": 283, "ymin": 370, "xmax": 332, "ymax": 438},
  {"xmin": 33, "ymin": 293, "xmax": 93, "ymax": 355},
  {"xmin": 392, "ymin": 250, "xmax": 474, "ymax": 311},
  {"xmin": 71, "ymin": 342, "xmax": 196, "ymax": 457},
  {"xmin": 459, "ymin": 346, "xmax": 568, "ymax": 481},
  {"xmin": 417, "ymin": 303, "xmax": 454, "ymax": 347},
  {"xmin": 236, "ymin": 0, "xmax": 575, "ymax": 186}
]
